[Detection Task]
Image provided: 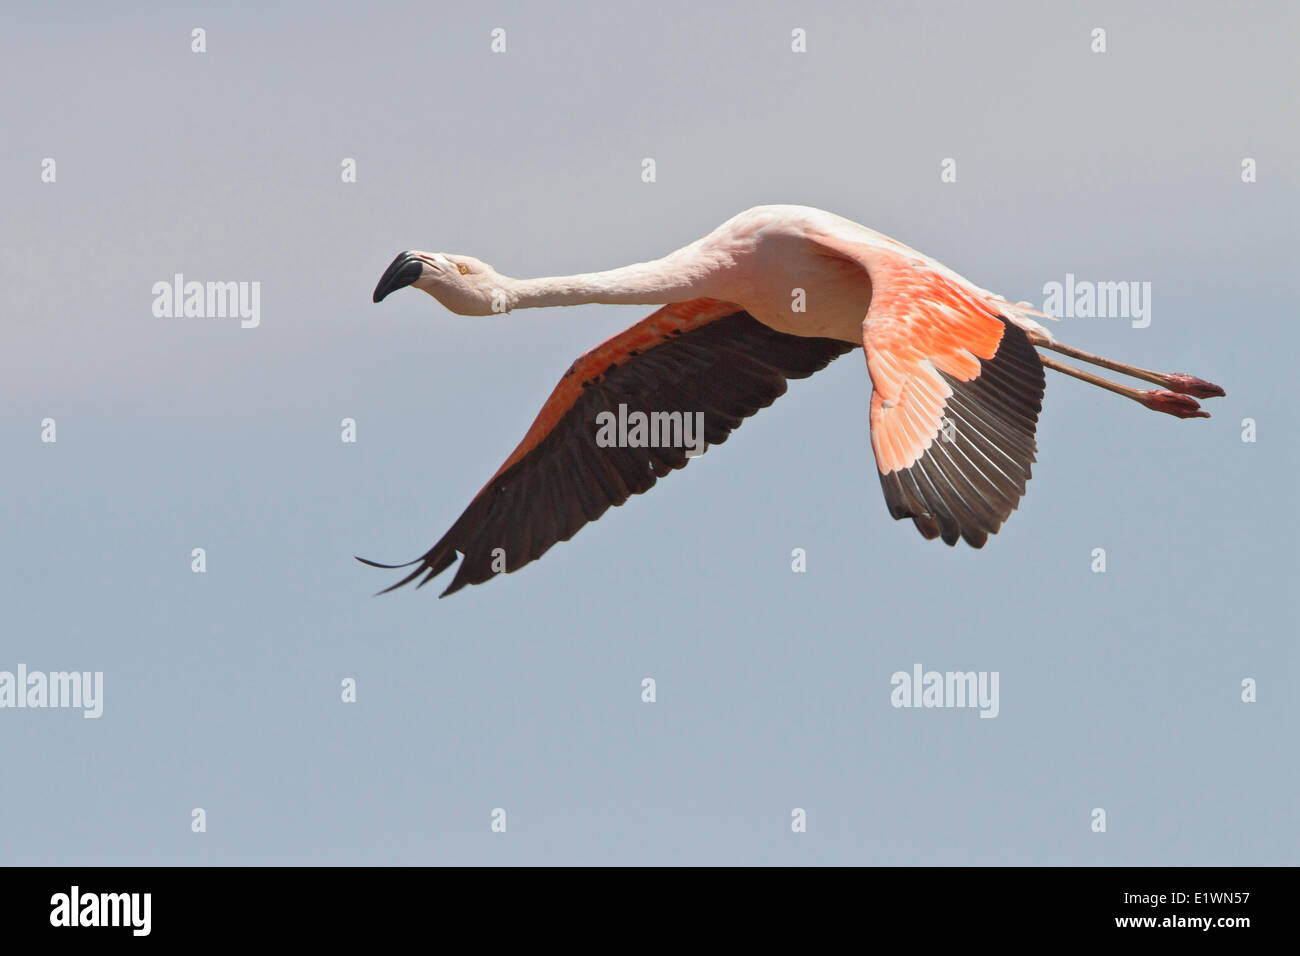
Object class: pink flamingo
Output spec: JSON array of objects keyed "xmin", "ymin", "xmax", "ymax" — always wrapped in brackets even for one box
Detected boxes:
[{"xmin": 361, "ymin": 205, "xmax": 1223, "ymax": 596}]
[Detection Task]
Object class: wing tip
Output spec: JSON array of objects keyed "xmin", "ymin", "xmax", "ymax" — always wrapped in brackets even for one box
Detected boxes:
[
  {"xmin": 360, "ymin": 548, "xmax": 459, "ymax": 596},
  {"xmin": 354, "ymin": 554, "xmax": 422, "ymax": 570}
]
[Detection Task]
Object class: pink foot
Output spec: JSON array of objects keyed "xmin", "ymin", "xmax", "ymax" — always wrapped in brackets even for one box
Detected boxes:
[
  {"xmin": 1164, "ymin": 374, "xmax": 1226, "ymax": 399},
  {"xmin": 1142, "ymin": 389, "xmax": 1210, "ymax": 419}
]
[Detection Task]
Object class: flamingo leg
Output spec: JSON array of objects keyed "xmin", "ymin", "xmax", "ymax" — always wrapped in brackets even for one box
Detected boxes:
[
  {"xmin": 1036, "ymin": 353, "xmax": 1210, "ymax": 419},
  {"xmin": 1024, "ymin": 333, "xmax": 1225, "ymax": 399}
]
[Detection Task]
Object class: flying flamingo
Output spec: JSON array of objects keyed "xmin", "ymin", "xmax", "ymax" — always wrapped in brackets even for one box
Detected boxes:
[{"xmin": 361, "ymin": 205, "xmax": 1223, "ymax": 596}]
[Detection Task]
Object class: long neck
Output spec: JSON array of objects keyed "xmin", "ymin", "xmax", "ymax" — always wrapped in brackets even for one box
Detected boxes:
[{"xmin": 502, "ymin": 247, "xmax": 724, "ymax": 310}]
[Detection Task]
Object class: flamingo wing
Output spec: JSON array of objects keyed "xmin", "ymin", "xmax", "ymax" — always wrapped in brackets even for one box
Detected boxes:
[
  {"xmin": 813, "ymin": 234, "xmax": 1046, "ymax": 547},
  {"xmin": 362, "ymin": 298, "xmax": 855, "ymax": 595}
]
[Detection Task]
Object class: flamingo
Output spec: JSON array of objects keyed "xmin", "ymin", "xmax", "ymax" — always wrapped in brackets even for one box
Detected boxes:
[{"xmin": 360, "ymin": 205, "xmax": 1223, "ymax": 596}]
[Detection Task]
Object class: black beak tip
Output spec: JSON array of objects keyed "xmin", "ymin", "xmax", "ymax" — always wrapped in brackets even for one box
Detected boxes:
[{"xmin": 373, "ymin": 252, "xmax": 424, "ymax": 303}]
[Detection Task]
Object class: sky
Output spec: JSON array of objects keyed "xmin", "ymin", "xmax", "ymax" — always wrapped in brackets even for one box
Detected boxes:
[{"xmin": 1, "ymin": 0, "xmax": 1296, "ymax": 865}]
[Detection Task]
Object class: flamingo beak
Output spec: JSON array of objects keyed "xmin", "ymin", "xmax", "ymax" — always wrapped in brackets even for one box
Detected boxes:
[{"xmin": 373, "ymin": 252, "xmax": 426, "ymax": 303}]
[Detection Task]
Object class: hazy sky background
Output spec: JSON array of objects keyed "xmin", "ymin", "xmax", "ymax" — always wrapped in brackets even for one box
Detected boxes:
[{"xmin": 2, "ymin": 0, "xmax": 1296, "ymax": 864}]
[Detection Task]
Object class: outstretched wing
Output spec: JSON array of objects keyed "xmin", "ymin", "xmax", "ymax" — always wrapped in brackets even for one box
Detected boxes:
[
  {"xmin": 361, "ymin": 299, "xmax": 856, "ymax": 596},
  {"xmin": 812, "ymin": 233, "xmax": 1046, "ymax": 547}
]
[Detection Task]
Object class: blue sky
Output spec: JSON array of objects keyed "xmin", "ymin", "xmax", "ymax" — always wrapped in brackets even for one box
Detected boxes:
[{"xmin": 1, "ymin": 0, "xmax": 1295, "ymax": 864}]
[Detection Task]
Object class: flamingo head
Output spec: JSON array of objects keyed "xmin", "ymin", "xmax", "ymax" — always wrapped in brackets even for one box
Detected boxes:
[{"xmin": 372, "ymin": 250, "xmax": 505, "ymax": 315}]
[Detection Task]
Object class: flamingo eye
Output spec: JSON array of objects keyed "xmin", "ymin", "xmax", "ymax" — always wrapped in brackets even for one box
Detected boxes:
[{"xmin": 457, "ymin": 263, "xmax": 471, "ymax": 275}]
